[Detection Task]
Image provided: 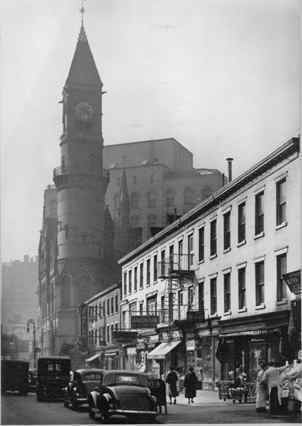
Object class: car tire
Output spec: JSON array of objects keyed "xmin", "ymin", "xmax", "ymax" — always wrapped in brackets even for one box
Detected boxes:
[
  {"xmin": 88, "ymin": 408, "xmax": 95, "ymax": 420},
  {"xmin": 36, "ymin": 392, "xmax": 42, "ymax": 402},
  {"xmin": 71, "ymin": 399, "xmax": 78, "ymax": 411},
  {"xmin": 63, "ymin": 399, "xmax": 69, "ymax": 408},
  {"xmin": 99, "ymin": 412, "xmax": 109, "ymax": 424}
]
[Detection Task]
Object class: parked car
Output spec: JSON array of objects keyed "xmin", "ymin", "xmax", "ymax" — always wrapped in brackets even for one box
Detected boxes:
[
  {"xmin": 63, "ymin": 369, "xmax": 104, "ymax": 410},
  {"xmin": 36, "ymin": 356, "xmax": 71, "ymax": 401},
  {"xmin": 1, "ymin": 360, "xmax": 29, "ymax": 395},
  {"xmin": 88, "ymin": 370, "xmax": 157, "ymax": 423}
]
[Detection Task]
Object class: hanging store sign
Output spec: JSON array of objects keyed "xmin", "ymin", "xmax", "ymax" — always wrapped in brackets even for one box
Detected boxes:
[
  {"xmin": 186, "ymin": 339, "xmax": 195, "ymax": 351},
  {"xmin": 283, "ymin": 270, "xmax": 301, "ymax": 295},
  {"xmin": 131, "ymin": 315, "xmax": 159, "ymax": 329},
  {"xmin": 160, "ymin": 329, "xmax": 183, "ymax": 342},
  {"xmin": 127, "ymin": 347, "xmax": 137, "ymax": 356}
]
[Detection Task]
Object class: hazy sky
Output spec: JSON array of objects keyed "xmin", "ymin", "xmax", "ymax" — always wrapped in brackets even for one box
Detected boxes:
[{"xmin": 1, "ymin": 0, "xmax": 300, "ymax": 261}]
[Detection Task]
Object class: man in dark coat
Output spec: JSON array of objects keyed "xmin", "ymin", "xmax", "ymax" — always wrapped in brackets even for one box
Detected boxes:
[
  {"xmin": 184, "ymin": 366, "xmax": 198, "ymax": 404},
  {"xmin": 166, "ymin": 367, "xmax": 178, "ymax": 404}
]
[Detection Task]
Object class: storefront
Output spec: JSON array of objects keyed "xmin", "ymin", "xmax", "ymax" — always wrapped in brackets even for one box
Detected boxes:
[
  {"xmin": 217, "ymin": 310, "xmax": 290, "ymax": 382},
  {"xmin": 104, "ymin": 346, "xmax": 120, "ymax": 370},
  {"xmin": 195, "ymin": 318, "xmax": 220, "ymax": 390},
  {"xmin": 147, "ymin": 329, "xmax": 185, "ymax": 379}
]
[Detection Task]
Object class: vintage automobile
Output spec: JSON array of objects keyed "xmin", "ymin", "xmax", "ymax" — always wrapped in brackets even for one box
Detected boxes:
[
  {"xmin": 1, "ymin": 360, "xmax": 29, "ymax": 395},
  {"xmin": 88, "ymin": 370, "xmax": 157, "ymax": 423},
  {"xmin": 36, "ymin": 356, "xmax": 71, "ymax": 401},
  {"xmin": 63, "ymin": 369, "xmax": 104, "ymax": 410}
]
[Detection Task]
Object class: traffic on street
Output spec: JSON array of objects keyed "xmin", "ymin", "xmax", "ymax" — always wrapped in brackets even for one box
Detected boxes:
[{"xmin": 2, "ymin": 392, "xmax": 301, "ymax": 425}]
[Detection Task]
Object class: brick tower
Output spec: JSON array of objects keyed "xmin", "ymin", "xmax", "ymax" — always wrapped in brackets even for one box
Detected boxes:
[{"xmin": 53, "ymin": 22, "xmax": 108, "ymax": 353}]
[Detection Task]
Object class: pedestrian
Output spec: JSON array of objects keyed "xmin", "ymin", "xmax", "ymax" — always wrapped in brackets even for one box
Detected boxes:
[
  {"xmin": 255, "ymin": 360, "xmax": 268, "ymax": 412},
  {"xmin": 261, "ymin": 360, "xmax": 287, "ymax": 415},
  {"xmin": 283, "ymin": 358, "xmax": 302, "ymax": 415},
  {"xmin": 199, "ymin": 367, "xmax": 204, "ymax": 390},
  {"xmin": 184, "ymin": 366, "xmax": 198, "ymax": 404},
  {"xmin": 166, "ymin": 366, "xmax": 178, "ymax": 405}
]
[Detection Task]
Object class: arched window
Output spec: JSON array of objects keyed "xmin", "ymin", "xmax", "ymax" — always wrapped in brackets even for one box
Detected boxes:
[
  {"xmin": 184, "ymin": 187, "xmax": 195, "ymax": 210},
  {"xmin": 147, "ymin": 191, "xmax": 156, "ymax": 208},
  {"xmin": 130, "ymin": 192, "xmax": 140, "ymax": 209}
]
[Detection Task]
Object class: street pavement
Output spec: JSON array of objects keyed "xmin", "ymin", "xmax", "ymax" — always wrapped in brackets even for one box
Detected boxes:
[{"xmin": 1, "ymin": 392, "xmax": 301, "ymax": 424}]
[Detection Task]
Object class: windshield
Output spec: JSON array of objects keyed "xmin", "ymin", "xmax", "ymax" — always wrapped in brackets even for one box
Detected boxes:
[
  {"xmin": 82, "ymin": 372, "xmax": 103, "ymax": 383},
  {"xmin": 103, "ymin": 373, "xmax": 148, "ymax": 387},
  {"xmin": 38, "ymin": 360, "xmax": 70, "ymax": 376}
]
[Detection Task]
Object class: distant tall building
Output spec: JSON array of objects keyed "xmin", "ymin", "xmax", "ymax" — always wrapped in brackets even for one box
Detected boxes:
[
  {"xmin": 104, "ymin": 138, "xmax": 225, "ymax": 246},
  {"xmin": 2, "ymin": 255, "xmax": 38, "ymax": 361}
]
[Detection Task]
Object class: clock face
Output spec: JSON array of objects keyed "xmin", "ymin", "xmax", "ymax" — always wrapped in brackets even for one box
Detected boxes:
[{"xmin": 74, "ymin": 102, "xmax": 94, "ymax": 124}]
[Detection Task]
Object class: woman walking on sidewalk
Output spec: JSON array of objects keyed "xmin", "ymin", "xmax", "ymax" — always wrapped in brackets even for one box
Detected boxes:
[
  {"xmin": 166, "ymin": 366, "xmax": 178, "ymax": 405},
  {"xmin": 184, "ymin": 366, "xmax": 198, "ymax": 404}
]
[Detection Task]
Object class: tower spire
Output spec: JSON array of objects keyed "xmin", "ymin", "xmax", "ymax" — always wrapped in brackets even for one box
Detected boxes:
[{"xmin": 80, "ymin": 0, "xmax": 86, "ymax": 27}]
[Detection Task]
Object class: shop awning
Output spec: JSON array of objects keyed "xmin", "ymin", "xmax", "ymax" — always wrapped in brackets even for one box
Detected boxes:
[
  {"xmin": 147, "ymin": 340, "xmax": 180, "ymax": 360},
  {"xmin": 221, "ymin": 330, "xmax": 268, "ymax": 337},
  {"xmin": 86, "ymin": 352, "xmax": 101, "ymax": 363},
  {"xmin": 104, "ymin": 351, "xmax": 119, "ymax": 357}
]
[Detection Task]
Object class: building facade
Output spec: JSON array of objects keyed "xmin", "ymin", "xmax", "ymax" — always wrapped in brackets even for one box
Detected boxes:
[
  {"xmin": 80, "ymin": 284, "xmax": 121, "ymax": 369},
  {"xmin": 117, "ymin": 137, "xmax": 301, "ymax": 389},
  {"xmin": 38, "ymin": 23, "xmax": 119, "ymax": 360},
  {"xmin": 104, "ymin": 138, "xmax": 225, "ymax": 247}
]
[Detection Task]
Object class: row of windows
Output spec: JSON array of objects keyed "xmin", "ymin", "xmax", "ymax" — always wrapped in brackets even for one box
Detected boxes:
[
  {"xmin": 130, "ymin": 214, "xmax": 158, "ymax": 227},
  {"xmin": 88, "ymin": 323, "xmax": 119, "ymax": 345},
  {"xmin": 122, "ymin": 177, "xmax": 288, "ymax": 296},
  {"xmin": 88, "ymin": 295, "xmax": 119, "ymax": 320},
  {"xmin": 198, "ymin": 177, "xmax": 287, "ymax": 261},
  {"xmin": 205, "ymin": 253, "xmax": 287, "ymax": 316},
  {"xmin": 114, "ymin": 186, "xmax": 213, "ymax": 210}
]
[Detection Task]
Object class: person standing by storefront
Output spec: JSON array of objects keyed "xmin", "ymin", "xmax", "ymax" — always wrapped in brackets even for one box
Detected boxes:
[
  {"xmin": 255, "ymin": 360, "xmax": 268, "ymax": 412},
  {"xmin": 261, "ymin": 361, "xmax": 287, "ymax": 415},
  {"xmin": 283, "ymin": 358, "xmax": 302, "ymax": 415},
  {"xmin": 166, "ymin": 366, "xmax": 178, "ymax": 405},
  {"xmin": 184, "ymin": 366, "xmax": 198, "ymax": 404}
]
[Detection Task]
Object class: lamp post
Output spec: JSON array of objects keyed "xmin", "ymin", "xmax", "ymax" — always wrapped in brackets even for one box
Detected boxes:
[{"xmin": 27, "ymin": 319, "xmax": 36, "ymax": 369}]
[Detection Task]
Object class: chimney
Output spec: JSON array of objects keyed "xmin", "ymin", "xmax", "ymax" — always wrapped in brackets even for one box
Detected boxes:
[{"xmin": 226, "ymin": 157, "xmax": 234, "ymax": 183}]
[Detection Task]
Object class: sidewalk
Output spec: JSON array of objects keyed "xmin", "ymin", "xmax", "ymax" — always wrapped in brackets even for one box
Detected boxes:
[{"xmin": 176, "ymin": 389, "xmax": 222, "ymax": 406}]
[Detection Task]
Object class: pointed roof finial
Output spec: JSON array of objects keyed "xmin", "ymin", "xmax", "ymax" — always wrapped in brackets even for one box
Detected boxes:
[{"xmin": 80, "ymin": 0, "xmax": 86, "ymax": 27}]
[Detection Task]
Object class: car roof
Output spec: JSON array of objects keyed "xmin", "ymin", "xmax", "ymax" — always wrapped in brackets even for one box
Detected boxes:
[
  {"xmin": 38, "ymin": 356, "xmax": 70, "ymax": 360},
  {"xmin": 75, "ymin": 369, "xmax": 104, "ymax": 374},
  {"xmin": 104, "ymin": 370, "xmax": 147, "ymax": 376}
]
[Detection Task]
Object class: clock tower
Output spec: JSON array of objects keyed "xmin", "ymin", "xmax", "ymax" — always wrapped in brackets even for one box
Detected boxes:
[{"xmin": 53, "ymin": 22, "xmax": 108, "ymax": 353}]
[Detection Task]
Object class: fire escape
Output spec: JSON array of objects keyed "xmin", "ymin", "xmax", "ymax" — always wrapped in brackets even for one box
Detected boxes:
[{"xmin": 157, "ymin": 253, "xmax": 204, "ymax": 337}]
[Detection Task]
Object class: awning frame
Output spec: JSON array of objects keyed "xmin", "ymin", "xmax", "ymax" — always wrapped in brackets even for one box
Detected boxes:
[
  {"xmin": 86, "ymin": 352, "xmax": 101, "ymax": 363},
  {"xmin": 147, "ymin": 340, "xmax": 181, "ymax": 360}
]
